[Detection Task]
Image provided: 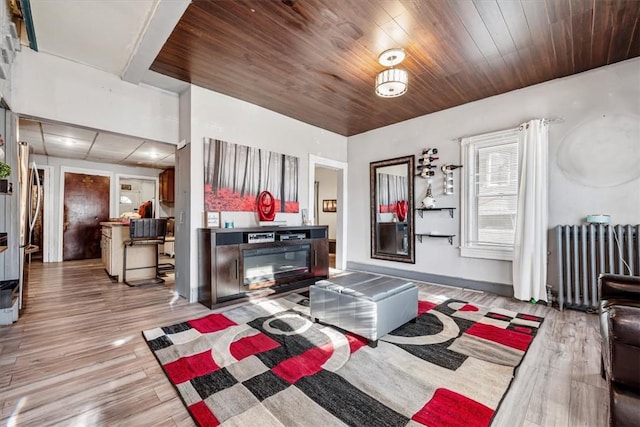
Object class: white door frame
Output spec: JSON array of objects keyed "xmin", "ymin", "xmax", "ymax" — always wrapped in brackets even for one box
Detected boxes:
[
  {"xmin": 308, "ymin": 155, "xmax": 348, "ymax": 270},
  {"xmin": 115, "ymin": 174, "xmax": 160, "ymax": 218},
  {"xmin": 57, "ymin": 166, "xmax": 114, "ymax": 262},
  {"xmin": 39, "ymin": 165, "xmax": 54, "ymax": 262}
]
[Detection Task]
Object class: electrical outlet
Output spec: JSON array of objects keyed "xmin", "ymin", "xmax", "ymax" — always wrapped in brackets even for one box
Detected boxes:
[
  {"xmin": 1, "ymin": 48, "xmax": 9, "ymax": 64},
  {"xmin": 5, "ymin": 36, "xmax": 13, "ymax": 52}
]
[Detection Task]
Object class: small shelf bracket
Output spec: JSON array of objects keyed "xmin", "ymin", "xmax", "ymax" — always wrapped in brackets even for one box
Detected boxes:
[
  {"xmin": 416, "ymin": 207, "xmax": 455, "ymax": 218},
  {"xmin": 416, "ymin": 234, "xmax": 455, "ymax": 245}
]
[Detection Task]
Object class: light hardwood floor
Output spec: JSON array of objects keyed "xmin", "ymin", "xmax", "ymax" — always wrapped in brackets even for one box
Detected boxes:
[{"xmin": 0, "ymin": 259, "xmax": 608, "ymax": 426}]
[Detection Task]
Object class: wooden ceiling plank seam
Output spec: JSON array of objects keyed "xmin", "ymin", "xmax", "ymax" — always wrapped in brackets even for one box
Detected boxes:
[
  {"xmin": 546, "ymin": 0, "xmax": 574, "ymax": 76},
  {"xmin": 589, "ymin": 0, "xmax": 615, "ymax": 69},
  {"xmin": 398, "ymin": 0, "xmax": 484, "ymax": 70},
  {"xmin": 521, "ymin": 0, "xmax": 558, "ymax": 81},
  {"xmin": 607, "ymin": 1, "xmax": 640, "ymax": 63},
  {"xmin": 627, "ymin": 7, "xmax": 640, "ymax": 57},
  {"xmin": 449, "ymin": 0, "xmax": 502, "ymax": 62},
  {"xmin": 376, "ymin": 0, "xmax": 407, "ymax": 21},
  {"xmin": 571, "ymin": 0, "xmax": 595, "ymax": 74},
  {"xmin": 497, "ymin": 0, "xmax": 535, "ymax": 51},
  {"xmin": 549, "ymin": 17, "xmax": 574, "ymax": 77},
  {"xmin": 472, "ymin": 0, "xmax": 519, "ymax": 58}
]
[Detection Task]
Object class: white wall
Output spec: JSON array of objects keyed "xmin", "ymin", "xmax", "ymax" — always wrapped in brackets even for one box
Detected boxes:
[
  {"xmin": 315, "ymin": 167, "xmax": 338, "ymax": 239},
  {"xmin": 33, "ymin": 154, "xmax": 163, "ymax": 262},
  {"xmin": 348, "ymin": 57, "xmax": 640, "ymax": 286},
  {"xmin": 12, "ymin": 49, "xmax": 179, "ymax": 144},
  {"xmin": 182, "ymin": 86, "xmax": 348, "ymax": 301},
  {"xmin": 0, "ymin": 0, "xmax": 14, "ymax": 107}
]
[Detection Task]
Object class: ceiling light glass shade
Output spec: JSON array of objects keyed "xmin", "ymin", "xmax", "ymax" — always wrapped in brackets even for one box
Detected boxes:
[
  {"xmin": 375, "ymin": 68, "xmax": 408, "ymax": 97},
  {"xmin": 378, "ymin": 48, "xmax": 405, "ymax": 67}
]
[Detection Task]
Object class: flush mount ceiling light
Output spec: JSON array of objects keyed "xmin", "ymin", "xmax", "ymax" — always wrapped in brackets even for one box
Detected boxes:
[
  {"xmin": 378, "ymin": 48, "xmax": 405, "ymax": 67},
  {"xmin": 375, "ymin": 48, "xmax": 408, "ymax": 98}
]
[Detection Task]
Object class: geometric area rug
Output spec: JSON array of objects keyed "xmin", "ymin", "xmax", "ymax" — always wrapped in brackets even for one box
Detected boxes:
[{"xmin": 142, "ymin": 291, "xmax": 544, "ymax": 427}]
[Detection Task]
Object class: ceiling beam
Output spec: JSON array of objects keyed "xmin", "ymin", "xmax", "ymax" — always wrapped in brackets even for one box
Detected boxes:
[{"xmin": 121, "ymin": 0, "xmax": 190, "ymax": 85}]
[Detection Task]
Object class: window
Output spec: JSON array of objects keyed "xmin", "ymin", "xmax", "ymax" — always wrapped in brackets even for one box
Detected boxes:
[{"xmin": 460, "ymin": 128, "xmax": 521, "ymax": 260}]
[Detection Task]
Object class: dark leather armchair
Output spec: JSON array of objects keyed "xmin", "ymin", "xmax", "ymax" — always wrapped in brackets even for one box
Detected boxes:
[{"xmin": 599, "ymin": 274, "xmax": 640, "ymax": 427}]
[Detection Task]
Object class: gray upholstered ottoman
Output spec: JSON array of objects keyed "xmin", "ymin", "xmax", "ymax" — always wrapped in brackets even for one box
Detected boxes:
[{"xmin": 309, "ymin": 272, "xmax": 418, "ymax": 346}]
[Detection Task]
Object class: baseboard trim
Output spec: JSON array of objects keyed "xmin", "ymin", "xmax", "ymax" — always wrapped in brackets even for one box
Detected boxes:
[{"xmin": 345, "ymin": 261, "xmax": 513, "ymax": 297}]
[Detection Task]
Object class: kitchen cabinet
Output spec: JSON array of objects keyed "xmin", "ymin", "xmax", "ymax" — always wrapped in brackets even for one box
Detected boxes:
[
  {"xmin": 215, "ymin": 246, "xmax": 241, "ymax": 299},
  {"xmin": 159, "ymin": 168, "xmax": 175, "ymax": 203},
  {"xmin": 311, "ymin": 238, "xmax": 329, "ymax": 277}
]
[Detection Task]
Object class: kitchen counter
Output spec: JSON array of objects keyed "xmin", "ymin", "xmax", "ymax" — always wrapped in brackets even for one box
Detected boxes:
[{"xmin": 100, "ymin": 222, "xmax": 156, "ymax": 283}]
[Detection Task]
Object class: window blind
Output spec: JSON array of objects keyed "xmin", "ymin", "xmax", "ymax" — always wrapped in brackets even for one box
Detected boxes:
[{"xmin": 475, "ymin": 142, "xmax": 518, "ymax": 245}]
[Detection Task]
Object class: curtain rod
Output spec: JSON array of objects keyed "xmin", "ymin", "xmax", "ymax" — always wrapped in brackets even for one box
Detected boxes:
[{"xmin": 451, "ymin": 117, "xmax": 564, "ymax": 142}]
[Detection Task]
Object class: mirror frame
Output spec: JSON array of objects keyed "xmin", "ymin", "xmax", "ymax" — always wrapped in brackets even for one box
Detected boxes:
[{"xmin": 370, "ymin": 155, "xmax": 415, "ymax": 263}]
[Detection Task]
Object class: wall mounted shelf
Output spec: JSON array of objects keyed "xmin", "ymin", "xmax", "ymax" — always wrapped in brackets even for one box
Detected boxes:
[
  {"xmin": 416, "ymin": 234, "xmax": 455, "ymax": 245},
  {"xmin": 415, "ymin": 207, "xmax": 456, "ymax": 218}
]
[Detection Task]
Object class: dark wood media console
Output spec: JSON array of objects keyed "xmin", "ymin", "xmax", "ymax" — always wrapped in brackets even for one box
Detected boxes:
[{"xmin": 198, "ymin": 225, "xmax": 329, "ymax": 308}]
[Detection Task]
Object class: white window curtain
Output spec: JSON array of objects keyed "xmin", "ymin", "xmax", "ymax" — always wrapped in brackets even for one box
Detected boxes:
[{"xmin": 513, "ymin": 119, "xmax": 549, "ymax": 302}]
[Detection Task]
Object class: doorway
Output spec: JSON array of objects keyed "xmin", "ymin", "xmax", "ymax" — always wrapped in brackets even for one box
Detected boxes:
[
  {"xmin": 28, "ymin": 168, "xmax": 45, "ymax": 262},
  {"xmin": 309, "ymin": 155, "xmax": 347, "ymax": 271},
  {"xmin": 117, "ymin": 175, "xmax": 159, "ymax": 218},
  {"xmin": 62, "ymin": 171, "xmax": 111, "ymax": 261},
  {"xmin": 314, "ymin": 167, "xmax": 338, "ymax": 268}
]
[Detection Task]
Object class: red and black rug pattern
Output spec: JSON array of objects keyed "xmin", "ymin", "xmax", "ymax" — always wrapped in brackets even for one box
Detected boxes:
[{"xmin": 142, "ymin": 292, "xmax": 543, "ymax": 427}]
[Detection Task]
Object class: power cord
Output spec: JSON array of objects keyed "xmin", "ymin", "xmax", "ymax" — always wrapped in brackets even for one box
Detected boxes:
[{"xmin": 611, "ymin": 226, "xmax": 632, "ymax": 275}]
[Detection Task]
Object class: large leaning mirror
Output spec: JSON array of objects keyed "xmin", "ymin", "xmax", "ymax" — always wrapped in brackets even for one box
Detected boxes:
[{"xmin": 370, "ymin": 155, "xmax": 415, "ymax": 263}]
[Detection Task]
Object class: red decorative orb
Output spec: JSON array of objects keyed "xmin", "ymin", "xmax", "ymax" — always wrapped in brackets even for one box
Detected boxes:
[{"xmin": 257, "ymin": 191, "xmax": 276, "ymax": 221}]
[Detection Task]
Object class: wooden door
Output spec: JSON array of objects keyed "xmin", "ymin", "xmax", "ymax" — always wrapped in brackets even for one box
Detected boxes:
[{"xmin": 63, "ymin": 173, "xmax": 110, "ymax": 261}]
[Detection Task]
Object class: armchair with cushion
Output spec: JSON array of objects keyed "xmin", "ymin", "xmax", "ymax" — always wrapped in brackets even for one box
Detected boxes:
[{"xmin": 599, "ymin": 273, "xmax": 640, "ymax": 427}]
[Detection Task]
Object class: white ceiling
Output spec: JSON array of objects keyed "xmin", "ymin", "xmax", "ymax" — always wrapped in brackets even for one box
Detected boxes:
[
  {"xmin": 30, "ymin": 0, "xmax": 156, "ymax": 76},
  {"xmin": 23, "ymin": 0, "xmax": 190, "ymax": 169},
  {"xmin": 19, "ymin": 117, "xmax": 175, "ymax": 169}
]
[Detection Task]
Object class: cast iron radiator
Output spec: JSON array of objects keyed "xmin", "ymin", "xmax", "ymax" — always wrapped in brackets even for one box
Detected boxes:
[{"xmin": 552, "ymin": 225, "xmax": 639, "ymax": 311}]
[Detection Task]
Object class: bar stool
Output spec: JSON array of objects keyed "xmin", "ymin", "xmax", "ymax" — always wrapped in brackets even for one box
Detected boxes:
[{"xmin": 123, "ymin": 218, "xmax": 167, "ymax": 286}]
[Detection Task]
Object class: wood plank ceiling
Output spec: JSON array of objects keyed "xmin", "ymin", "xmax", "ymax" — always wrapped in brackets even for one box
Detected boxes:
[{"xmin": 151, "ymin": 0, "xmax": 640, "ymax": 137}]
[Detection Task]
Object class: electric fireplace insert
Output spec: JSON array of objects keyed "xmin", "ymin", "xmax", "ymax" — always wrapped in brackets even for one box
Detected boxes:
[{"xmin": 243, "ymin": 244, "xmax": 310, "ymax": 289}]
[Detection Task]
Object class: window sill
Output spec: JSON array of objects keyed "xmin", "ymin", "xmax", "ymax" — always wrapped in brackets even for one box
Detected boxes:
[{"xmin": 460, "ymin": 246, "xmax": 513, "ymax": 261}]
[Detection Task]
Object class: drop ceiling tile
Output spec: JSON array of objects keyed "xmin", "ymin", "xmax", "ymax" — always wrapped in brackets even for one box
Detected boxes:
[
  {"xmin": 19, "ymin": 120, "xmax": 175, "ymax": 169},
  {"xmin": 127, "ymin": 141, "xmax": 176, "ymax": 162},
  {"xmin": 94, "ymin": 132, "xmax": 145, "ymax": 150},
  {"xmin": 44, "ymin": 132, "xmax": 92, "ymax": 146},
  {"xmin": 86, "ymin": 150, "xmax": 128, "ymax": 162},
  {"xmin": 46, "ymin": 147, "xmax": 86, "ymax": 160},
  {"xmin": 145, "ymin": 141, "xmax": 176, "ymax": 155},
  {"xmin": 42, "ymin": 123, "xmax": 96, "ymax": 142},
  {"xmin": 19, "ymin": 118, "xmax": 41, "ymax": 134},
  {"xmin": 23, "ymin": 139, "xmax": 46, "ymax": 156},
  {"xmin": 160, "ymin": 153, "xmax": 175, "ymax": 163},
  {"xmin": 18, "ymin": 129, "xmax": 43, "ymax": 144}
]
